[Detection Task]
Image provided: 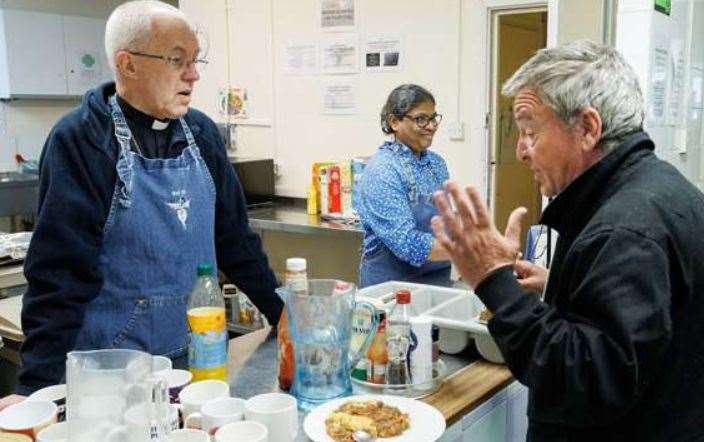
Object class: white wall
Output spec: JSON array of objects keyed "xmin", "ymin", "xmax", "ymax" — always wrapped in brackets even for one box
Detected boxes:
[
  {"xmin": 0, "ymin": 0, "xmax": 178, "ymax": 171},
  {"xmin": 617, "ymin": 0, "xmax": 704, "ymax": 189},
  {"xmin": 182, "ymin": 0, "xmax": 495, "ymax": 198}
]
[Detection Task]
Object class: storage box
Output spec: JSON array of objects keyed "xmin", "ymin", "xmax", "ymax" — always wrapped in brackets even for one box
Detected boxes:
[{"xmin": 357, "ymin": 281, "xmax": 504, "ymax": 363}]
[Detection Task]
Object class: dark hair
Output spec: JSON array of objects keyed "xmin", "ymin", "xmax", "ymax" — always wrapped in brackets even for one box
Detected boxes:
[{"xmin": 380, "ymin": 84, "xmax": 435, "ymax": 134}]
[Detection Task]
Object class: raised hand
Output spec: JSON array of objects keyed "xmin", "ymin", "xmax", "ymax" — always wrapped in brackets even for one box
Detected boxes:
[{"xmin": 431, "ymin": 181, "xmax": 526, "ymax": 289}]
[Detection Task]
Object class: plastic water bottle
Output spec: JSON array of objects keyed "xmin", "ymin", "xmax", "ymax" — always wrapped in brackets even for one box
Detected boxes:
[
  {"xmin": 385, "ymin": 289, "xmax": 416, "ymax": 390},
  {"xmin": 187, "ymin": 263, "xmax": 228, "ymax": 382}
]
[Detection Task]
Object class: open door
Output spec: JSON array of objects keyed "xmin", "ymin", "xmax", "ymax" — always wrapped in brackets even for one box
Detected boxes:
[{"xmin": 489, "ymin": 9, "xmax": 547, "ymax": 248}]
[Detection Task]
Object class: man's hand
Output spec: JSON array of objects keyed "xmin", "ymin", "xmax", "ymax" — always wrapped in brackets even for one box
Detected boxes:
[
  {"xmin": 515, "ymin": 259, "xmax": 548, "ymax": 294},
  {"xmin": 432, "ymin": 181, "xmax": 527, "ymax": 289},
  {"xmin": 0, "ymin": 394, "xmax": 26, "ymax": 412}
]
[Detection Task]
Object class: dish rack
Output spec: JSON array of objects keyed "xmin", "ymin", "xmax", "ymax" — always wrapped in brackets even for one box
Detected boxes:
[{"xmin": 357, "ymin": 281, "xmax": 504, "ymax": 364}]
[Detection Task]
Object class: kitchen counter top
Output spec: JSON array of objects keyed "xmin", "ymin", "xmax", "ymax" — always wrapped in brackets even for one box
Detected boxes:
[
  {"xmin": 247, "ymin": 201, "xmax": 363, "ymax": 238},
  {"xmin": 226, "ymin": 326, "xmax": 514, "ymax": 440}
]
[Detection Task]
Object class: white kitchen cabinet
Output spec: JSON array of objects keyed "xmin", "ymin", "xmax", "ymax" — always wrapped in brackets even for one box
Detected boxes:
[
  {"xmin": 63, "ymin": 15, "xmax": 112, "ymax": 96},
  {"xmin": 0, "ymin": 9, "xmax": 67, "ymax": 98},
  {"xmin": 0, "ymin": 9, "xmax": 110, "ymax": 98}
]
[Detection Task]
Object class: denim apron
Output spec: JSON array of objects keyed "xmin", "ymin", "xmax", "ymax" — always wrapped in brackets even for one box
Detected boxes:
[
  {"xmin": 359, "ymin": 149, "xmax": 451, "ymax": 288},
  {"xmin": 72, "ymin": 95, "xmax": 217, "ymax": 359}
]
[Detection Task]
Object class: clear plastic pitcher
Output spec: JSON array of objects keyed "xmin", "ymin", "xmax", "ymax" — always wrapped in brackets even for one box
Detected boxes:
[
  {"xmin": 66, "ymin": 349, "xmax": 170, "ymax": 442},
  {"xmin": 285, "ymin": 280, "xmax": 378, "ymax": 410}
]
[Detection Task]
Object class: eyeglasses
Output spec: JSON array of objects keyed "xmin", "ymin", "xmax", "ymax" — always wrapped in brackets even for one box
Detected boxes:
[
  {"xmin": 402, "ymin": 113, "xmax": 443, "ymax": 128},
  {"xmin": 127, "ymin": 51, "xmax": 208, "ymax": 71}
]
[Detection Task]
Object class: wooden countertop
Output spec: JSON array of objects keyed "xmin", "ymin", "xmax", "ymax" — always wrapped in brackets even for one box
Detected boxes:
[{"xmin": 227, "ymin": 326, "xmax": 514, "ymax": 426}]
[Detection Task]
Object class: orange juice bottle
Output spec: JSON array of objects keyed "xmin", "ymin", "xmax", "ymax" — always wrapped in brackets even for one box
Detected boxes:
[
  {"xmin": 278, "ymin": 257, "xmax": 307, "ymax": 391},
  {"xmin": 187, "ymin": 264, "xmax": 227, "ymax": 382}
]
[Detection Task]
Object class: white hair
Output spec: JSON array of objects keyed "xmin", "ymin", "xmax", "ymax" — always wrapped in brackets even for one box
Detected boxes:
[
  {"xmin": 502, "ymin": 40, "xmax": 645, "ymax": 153},
  {"xmin": 105, "ymin": 0, "xmax": 194, "ymax": 72}
]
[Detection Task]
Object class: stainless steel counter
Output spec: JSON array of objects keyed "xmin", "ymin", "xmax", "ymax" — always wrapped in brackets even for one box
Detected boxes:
[
  {"xmin": 248, "ymin": 203, "xmax": 363, "ymax": 238},
  {"xmin": 0, "ymin": 172, "xmax": 38, "ymax": 218}
]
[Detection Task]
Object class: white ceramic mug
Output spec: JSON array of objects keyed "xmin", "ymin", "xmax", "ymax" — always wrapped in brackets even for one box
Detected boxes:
[
  {"xmin": 178, "ymin": 380, "xmax": 230, "ymax": 421},
  {"xmin": 184, "ymin": 397, "xmax": 245, "ymax": 435},
  {"xmin": 36, "ymin": 421, "xmax": 67, "ymax": 442},
  {"xmin": 123, "ymin": 402, "xmax": 175, "ymax": 442},
  {"xmin": 28, "ymin": 384, "xmax": 67, "ymax": 421},
  {"xmin": 244, "ymin": 393, "xmax": 297, "ymax": 442},
  {"xmin": 156, "ymin": 369, "xmax": 193, "ymax": 404},
  {"xmin": 214, "ymin": 421, "xmax": 268, "ymax": 442},
  {"xmin": 167, "ymin": 428, "xmax": 211, "ymax": 442},
  {"xmin": 0, "ymin": 400, "xmax": 58, "ymax": 439}
]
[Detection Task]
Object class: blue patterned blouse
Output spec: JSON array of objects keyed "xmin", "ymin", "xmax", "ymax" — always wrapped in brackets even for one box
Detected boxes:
[{"xmin": 357, "ymin": 141, "xmax": 449, "ymax": 267}]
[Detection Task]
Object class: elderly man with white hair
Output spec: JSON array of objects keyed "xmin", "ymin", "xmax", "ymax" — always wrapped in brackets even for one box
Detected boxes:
[
  {"xmin": 0, "ymin": 0, "xmax": 282, "ymax": 406},
  {"xmin": 433, "ymin": 40, "xmax": 704, "ymax": 441}
]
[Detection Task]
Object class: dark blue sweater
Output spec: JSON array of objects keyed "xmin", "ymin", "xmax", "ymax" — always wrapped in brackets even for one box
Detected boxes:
[{"xmin": 17, "ymin": 83, "xmax": 282, "ymax": 394}]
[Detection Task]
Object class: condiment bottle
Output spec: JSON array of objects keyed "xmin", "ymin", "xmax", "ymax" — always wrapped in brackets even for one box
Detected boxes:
[
  {"xmin": 385, "ymin": 289, "xmax": 416, "ymax": 390},
  {"xmin": 366, "ymin": 311, "xmax": 388, "ymax": 384},
  {"xmin": 277, "ymin": 257, "xmax": 307, "ymax": 391}
]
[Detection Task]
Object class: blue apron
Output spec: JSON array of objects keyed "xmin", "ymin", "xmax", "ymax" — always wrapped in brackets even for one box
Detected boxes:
[
  {"xmin": 359, "ymin": 150, "xmax": 451, "ymax": 288},
  {"xmin": 72, "ymin": 95, "xmax": 217, "ymax": 358}
]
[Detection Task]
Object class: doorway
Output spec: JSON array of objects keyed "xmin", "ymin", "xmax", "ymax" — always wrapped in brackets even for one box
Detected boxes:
[{"xmin": 489, "ymin": 9, "xmax": 547, "ymax": 249}]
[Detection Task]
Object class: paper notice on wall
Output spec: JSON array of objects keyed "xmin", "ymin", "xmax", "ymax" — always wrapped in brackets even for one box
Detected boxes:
[
  {"xmin": 667, "ymin": 39, "xmax": 686, "ymax": 126},
  {"xmin": 321, "ymin": 0, "xmax": 355, "ymax": 31},
  {"xmin": 364, "ymin": 34, "xmax": 402, "ymax": 72},
  {"xmin": 283, "ymin": 42, "xmax": 319, "ymax": 75},
  {"xmin": 648, "ymin": 42, "xmax": 669, "ymax": 126},
  {"xmin": 690, "ymin": 64, "xmax": 703, "ymax": 121},
  {"xmin": 321, "ymin": 35, "xmax": 359, "ymax": 74},
  {"xmin": 321, "ymin": 80, "xmax": 358, "ymax": 115}
]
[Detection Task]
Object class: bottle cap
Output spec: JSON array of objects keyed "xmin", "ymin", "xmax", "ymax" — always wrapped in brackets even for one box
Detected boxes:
[
  {"xmin": 396, "ymin": 289, "xmax": 411, "ymax": 304},
  {"xmin": 432, "ymin": 324, "xmax": 440, "ymax": 342},
  {"xmin": 286, "ymin": 257, "xmax": 307, "ymax": 272},
  {"xmin": 197, "ymin": 263, "xmax": 214, "ymax": 276}
]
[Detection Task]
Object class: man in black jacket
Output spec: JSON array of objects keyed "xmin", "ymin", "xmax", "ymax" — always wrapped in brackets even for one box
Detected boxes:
[
  {"xmin": 432, "ymin": 40, "xmax": 704, "ymax": 441},
  {"xmin": 0, "ymin": 0, "xmax": 282, "ymax": 408}
]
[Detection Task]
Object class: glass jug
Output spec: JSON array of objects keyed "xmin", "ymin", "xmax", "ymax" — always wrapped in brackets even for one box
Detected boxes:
[
  {"xmin": 66, "ymin": 349, "xmax": 170, "ymax": 442},
  {"xmin": 286, "ymin": 280, "xmax": 378, "ymax": 410}
]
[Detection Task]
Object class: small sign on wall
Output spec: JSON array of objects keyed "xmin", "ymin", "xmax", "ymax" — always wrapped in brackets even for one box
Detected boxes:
[{"xmin": 655, "ymin": 0, "xmax": 671, "ymax": 16}]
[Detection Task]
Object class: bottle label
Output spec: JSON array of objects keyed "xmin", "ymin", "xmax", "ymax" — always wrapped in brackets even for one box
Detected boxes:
[
  {"xmin": 367, "ymin": 361, "xmax": 386, "ymax": 384},
  {"xmin": 188, "ymin": 307, "xmax": 227, "ymax": 381}
]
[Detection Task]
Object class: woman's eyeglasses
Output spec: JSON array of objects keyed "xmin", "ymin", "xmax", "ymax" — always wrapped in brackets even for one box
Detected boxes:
[{"xmin": 401, "ymin": 113, "xmax": 443, "ymax": 128}]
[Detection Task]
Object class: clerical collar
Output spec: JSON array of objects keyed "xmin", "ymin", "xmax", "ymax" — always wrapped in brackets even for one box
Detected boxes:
[{"xmin": 115, "ymin": 95, "xmax": 171, "ymax": 131}]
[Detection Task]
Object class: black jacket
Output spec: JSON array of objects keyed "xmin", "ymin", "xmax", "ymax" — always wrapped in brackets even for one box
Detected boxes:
[
  {"xmin": 18, "ymin": 83, "xmax": 282, "ymax": 395},
  {"xmin": 476, "ymin": 132, "xmax": 704, "ymax": 441}
]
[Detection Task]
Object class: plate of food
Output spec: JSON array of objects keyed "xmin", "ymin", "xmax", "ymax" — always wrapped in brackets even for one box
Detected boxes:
[{"xmin": 303, "ymin": 394, "xmax": 445, "ymax": 442}]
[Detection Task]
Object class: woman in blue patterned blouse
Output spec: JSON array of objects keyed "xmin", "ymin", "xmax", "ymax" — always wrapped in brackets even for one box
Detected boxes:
[{"xmin": 357, "ymin": 84, "xmax": 451, "ymax": 288}]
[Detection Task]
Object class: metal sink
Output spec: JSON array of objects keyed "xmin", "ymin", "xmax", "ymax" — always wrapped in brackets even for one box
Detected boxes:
[{"xmin": 0, "ymin": 172, "xmax": 39, "ymax": 217}]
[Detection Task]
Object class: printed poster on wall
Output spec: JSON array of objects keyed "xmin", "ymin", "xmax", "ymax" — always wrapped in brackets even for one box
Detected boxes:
[
  {"xmin": 648, "ymin": 42, "xmax": 669, "ymax": 126},
  {"xmin": 320, "ymin": 80, "xmax": 358, "ymax": 115},
  {"xmin": 667, "ymin": 39, "xmax": 686, "ymax": 127},
  {"xmin": 321, "ymin": 0, "xmax": 356, "ymax": 32},
  {"xmin": 364, "ymin": 34, "xmax": 403, "ymax": 72},
  {"xmin": 321, "ymin": 35, "xmax": 359, "ymax": 74},
  {"xmin": 283, "ymin": 41, "xmax": 319, "ymax": 75},
  {"xmin": 79, "ymin": 50, "xmax": 100, "ymax": 83}
]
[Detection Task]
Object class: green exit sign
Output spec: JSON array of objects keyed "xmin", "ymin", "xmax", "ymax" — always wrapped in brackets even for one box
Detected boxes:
[{"xmin": 655, "ymin": 0, "xmax": 671, "ymax": 15}]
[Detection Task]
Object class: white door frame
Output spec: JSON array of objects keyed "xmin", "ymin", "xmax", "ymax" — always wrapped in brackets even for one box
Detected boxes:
[{"xmin": 481, "ymin": 0, "xmax": 555, "ymax": 211}]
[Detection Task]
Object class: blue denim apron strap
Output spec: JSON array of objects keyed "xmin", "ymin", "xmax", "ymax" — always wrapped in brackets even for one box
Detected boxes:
[
  {"xmin": 109, "ymin": 95, "xmax": 135, "ymax": 208},
  {"xmin": 73, "ymin": 97, "xmax": 218, "ymax": 357}
]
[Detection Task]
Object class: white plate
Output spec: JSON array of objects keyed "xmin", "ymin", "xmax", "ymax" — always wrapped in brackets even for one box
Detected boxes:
[{"xmin": 303, "ymin": 394, "xmax": 446, "ymax": 442}]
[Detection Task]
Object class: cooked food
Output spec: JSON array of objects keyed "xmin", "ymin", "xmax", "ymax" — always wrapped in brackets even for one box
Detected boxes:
[
  {"xmin": 325, "ymin": 400, "xmax": 410, "ymax": 441},
  {"xmin": 478, "ymin": 307, "xmax": 493, "ymax": 323}
]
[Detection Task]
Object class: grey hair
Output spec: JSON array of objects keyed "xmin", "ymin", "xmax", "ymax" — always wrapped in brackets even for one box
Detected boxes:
[
  {"xmin": 502, "ymin": 40, "xmax": 645, "ymax": 152},
  {"xmin": 380, "ymin": 84, "xmax": 436, "ymax": 134},
  {"xmin": 105, "ymin": 0, "xmax": 194, "ymax": 72}
]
